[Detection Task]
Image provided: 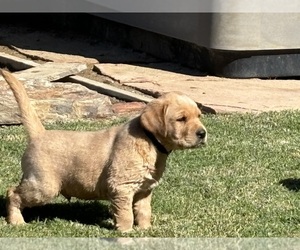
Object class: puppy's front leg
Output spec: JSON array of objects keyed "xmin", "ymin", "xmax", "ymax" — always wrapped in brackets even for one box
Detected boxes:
[
  {"xmin": 133, "ymin": 190, "xmax": 152, "ymax": 229},
  {"xmin": 110, "ymin": 193, "xmax": 134, "ymax": 232}
]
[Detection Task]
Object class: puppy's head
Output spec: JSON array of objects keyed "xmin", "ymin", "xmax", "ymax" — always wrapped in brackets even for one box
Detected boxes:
[{"xmin": 140, "ymin": 92, "xmax": 207, "ymax": 151}]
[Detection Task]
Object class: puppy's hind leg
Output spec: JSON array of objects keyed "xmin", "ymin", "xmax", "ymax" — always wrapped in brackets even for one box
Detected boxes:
[{"xmin": 6, "ymin": 179, "xmax": 60, "ymax": 225}]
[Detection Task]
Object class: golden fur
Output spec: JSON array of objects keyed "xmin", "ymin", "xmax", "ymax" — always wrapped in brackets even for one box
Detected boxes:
[{"xmin": 1, "ymin": 69, "xmax": 207, "ymax": 232}]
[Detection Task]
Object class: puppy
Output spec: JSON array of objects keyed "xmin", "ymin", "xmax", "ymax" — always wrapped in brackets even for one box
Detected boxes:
[{"xmin": 1, "ymin": 69, "xmax": 207, "ymax": 232}]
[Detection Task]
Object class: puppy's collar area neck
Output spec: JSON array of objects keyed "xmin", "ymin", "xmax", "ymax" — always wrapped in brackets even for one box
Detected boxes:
[{"xmin": 143, "ymin": 128, "xmax": 171, "ymax": 155}]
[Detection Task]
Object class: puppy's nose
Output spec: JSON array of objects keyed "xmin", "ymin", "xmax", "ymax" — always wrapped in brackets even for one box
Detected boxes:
[{"xmin": 196, "ymin": 129, "xmax": 206, "ymax": 139}]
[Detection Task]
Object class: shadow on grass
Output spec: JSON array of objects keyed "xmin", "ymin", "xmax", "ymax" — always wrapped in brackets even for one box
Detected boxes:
[
  {"xmin": 0, "ymin": 195, "xmax": 113, "ymax": 229},
  {"xmin": 279, "ymin": 178, "xmax": 300, "ymax": 192},
  {"xmin": 0, "ymin": 195, "xmax": 6, "ymax": 217}
]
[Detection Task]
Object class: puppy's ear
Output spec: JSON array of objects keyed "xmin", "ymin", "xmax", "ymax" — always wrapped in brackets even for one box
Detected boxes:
[{"xmin": 140, "ymin": 99, "xmax": 168, "ymax": 137}]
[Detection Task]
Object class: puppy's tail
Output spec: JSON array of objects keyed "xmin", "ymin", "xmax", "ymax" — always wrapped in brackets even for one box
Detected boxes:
[{"xmin": 1, "ymin": 69, "xmax": 45, "ymax": 139}]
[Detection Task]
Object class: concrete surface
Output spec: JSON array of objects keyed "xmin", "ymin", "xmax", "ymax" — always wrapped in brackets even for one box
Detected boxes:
[{"xmin": 97, "ymin": 63, "xmax": 300, "ymax": 113}]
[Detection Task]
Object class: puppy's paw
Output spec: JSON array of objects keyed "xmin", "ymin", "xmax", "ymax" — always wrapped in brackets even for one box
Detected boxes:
[
  {"xmin": 116, "ymin": 226, "xmax": 134, "ymax": 233},
  {"xmin": 6, "ymin": 213, "xmax": 26, "ymax": 225},
  {"xmin": 136, "ymin": 223, "xmax": 151, "ymax": 230}
]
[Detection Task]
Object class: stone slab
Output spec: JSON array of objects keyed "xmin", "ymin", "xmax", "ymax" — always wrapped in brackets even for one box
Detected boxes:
[
  {"xmin": 97, "ymin": 63, "xmax": 300, "ymax": 113},
  {"xmin": 0, "ymin": 53, "xmax": 150, "ymax": 124},
  {"xmin": 0, "ymin": 61, "xmax": 114, "ymax": 124},
  {"xmin": 0, "ymin": 52, "xmax": 152, "ymax": 104},
  {"xmin": 0, "ymin": 79, "xmax": 113, "ymax": 124},
  {"xmin": 11, "ymin": 62, "xmax": 87, "ymax": 84},
  {"xmin": 112, "ymin": 102, "xmax": 146, "ymax": 115}
]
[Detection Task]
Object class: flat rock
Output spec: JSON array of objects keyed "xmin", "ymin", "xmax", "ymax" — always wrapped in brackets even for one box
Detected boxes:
[
  {"xmin": 0, "ymin": 58, "xmax": 148, "ymax": 125},
  {"xmin": 0, "ymin": 79, "xmax": 113, "ymax": 124},
  {"xmin": 97, "ymin": 63, "xmax": 300, "ymax": 113},
  {"xmin": 12, "ymin": 62, "xmax": 87, "ymax": 84},
  {"xmin": 1, "ymin": 62, "xmax": 102, "ymax": 124}
]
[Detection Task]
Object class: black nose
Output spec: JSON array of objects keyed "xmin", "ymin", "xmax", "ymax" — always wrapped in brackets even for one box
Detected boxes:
[{"xmin": 196, "ymin": 129, "xmax": 206, "ymax": 139}]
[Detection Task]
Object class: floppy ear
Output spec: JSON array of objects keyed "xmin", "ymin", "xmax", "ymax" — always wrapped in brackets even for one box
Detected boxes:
[{"xmin": 140, "ymin": 99, "xmax": 168, "ymax": 137}]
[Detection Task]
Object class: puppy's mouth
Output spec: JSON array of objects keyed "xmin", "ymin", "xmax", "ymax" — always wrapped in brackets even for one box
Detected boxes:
[
  {"xmin": 175, "ymin": 138, "xmax": 207, "ymax": 150},
  {"xmin": 196, "ymin": 140, "xmax": 207, "ymax": 147},
  {"xmin": 190, "ymin": 140, "xmax": 207, "ymax": 149},
  {"xmin": 168, "ymin": 130, "xmax": 208, "ymax": 150}
]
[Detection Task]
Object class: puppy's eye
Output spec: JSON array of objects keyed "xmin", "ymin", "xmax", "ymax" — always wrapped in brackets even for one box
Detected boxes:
[{"xmin": 176, "ymin": 116, "xmax": 187, "ymax": 122}]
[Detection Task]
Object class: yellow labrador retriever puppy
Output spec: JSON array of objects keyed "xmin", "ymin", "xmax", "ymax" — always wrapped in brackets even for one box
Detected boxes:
[{"xmin": 1, "ymin": 69, "xmax": 207, "ymax": 232}]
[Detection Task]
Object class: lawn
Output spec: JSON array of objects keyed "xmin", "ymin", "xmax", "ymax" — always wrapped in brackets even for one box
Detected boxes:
[{"xmin": 1, "ymin": 111, "xmax": 300, "ymax": 237}]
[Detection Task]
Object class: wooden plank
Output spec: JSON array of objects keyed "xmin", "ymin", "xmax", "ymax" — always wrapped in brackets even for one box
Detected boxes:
[
  {"xmin": 0, "ymin": 52, "xmax": 39, "ymax": 70},
  {"xmin": 14, "ymin": 62, "xmax": 87, "ymax": 83},
  {"xmin": 68, "ymin": 75, "xmax": 153, "ymax": 103}
]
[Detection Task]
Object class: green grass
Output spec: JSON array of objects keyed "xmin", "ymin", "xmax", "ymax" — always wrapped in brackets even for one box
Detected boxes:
[{"xmin": 1, "ymin": 111, "xmax": 300, "ymax": 237}]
